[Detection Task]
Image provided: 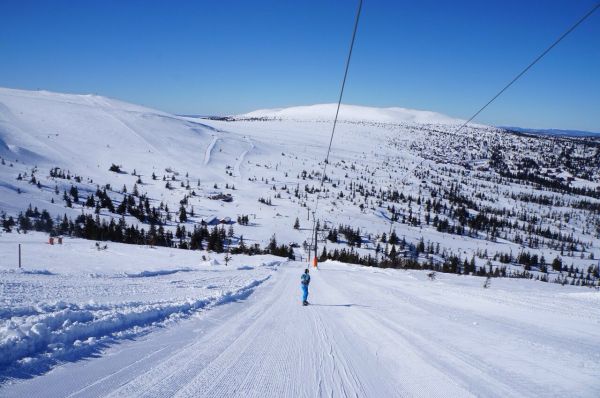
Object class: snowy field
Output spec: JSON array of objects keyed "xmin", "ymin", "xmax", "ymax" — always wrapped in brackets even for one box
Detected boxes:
[{"xmin": 1, "ymin": 233, "xmax": 599, "ymax": 397}]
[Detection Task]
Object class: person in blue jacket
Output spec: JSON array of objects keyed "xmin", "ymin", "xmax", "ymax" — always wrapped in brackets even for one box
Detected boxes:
[{"xmin": 301, "ymin": 268, "xmax": 310, "ymax": 306}]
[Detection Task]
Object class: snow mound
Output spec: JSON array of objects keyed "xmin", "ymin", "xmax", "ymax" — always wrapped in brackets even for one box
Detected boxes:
[
  {"xmin": 261, "ymin": 260, "xmax": 284, "ymax": 267},
  {"xmin": 15, "ymin": 269, "xmax": 55, "ymax": 276},
  {"xmin": 124, "ymin": 268, "xmax": 193, "ymax": 278},
  {"xmin": 238, "ymin": 103, "xmax": 465, "ymax": 125},
  {"xmin": 0, "ymin": 276, "xmax": 269, "ymax": 373}
]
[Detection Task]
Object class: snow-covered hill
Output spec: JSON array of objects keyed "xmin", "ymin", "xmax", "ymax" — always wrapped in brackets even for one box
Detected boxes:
[
  {"xmin": 501, "ymin": 125, "xmax": 600, "ymax": 137},
  {"xmin": 1, "ymin": 87, "xmax": 600, "ymax": 395},
  {"xmin": 237, "ymin": 103, "xmax": 465, "ymax": 124},
  {"xmin": 0, "ymin": 87, "xmax": 245, "ymax": 181},
  {"xmin": 1, "ymin": 86, "xmax": 599, "ymax": 275}
]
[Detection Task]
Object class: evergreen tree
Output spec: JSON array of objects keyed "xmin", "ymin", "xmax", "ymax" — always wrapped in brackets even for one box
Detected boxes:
[
  {"xmin": 552, "ymin": 256, "xmax": 562, "ymax": 272},
  {"xmin": 179, "ymin": 205, "xmax": 187, "ymax": 223}
]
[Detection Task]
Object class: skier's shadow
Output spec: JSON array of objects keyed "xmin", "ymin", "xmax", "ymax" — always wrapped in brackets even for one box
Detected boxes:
[{"xmin": 309, "ymin": 303, "xmax": 370, "ymax": 308}]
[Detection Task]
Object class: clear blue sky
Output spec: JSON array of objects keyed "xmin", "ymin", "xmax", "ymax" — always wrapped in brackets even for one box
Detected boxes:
[{"xmin": 1, "ymin": 0, "xmax": 599, "ymax": 131}]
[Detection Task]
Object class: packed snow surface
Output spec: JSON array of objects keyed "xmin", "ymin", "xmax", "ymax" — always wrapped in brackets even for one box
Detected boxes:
[{"xmin": 1, "ymin": 234, "xmax": 599, "ymax": 397}]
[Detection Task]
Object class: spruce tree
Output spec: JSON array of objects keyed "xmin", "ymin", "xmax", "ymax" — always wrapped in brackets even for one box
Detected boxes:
[{"xmin": 179, "ymin": 205, "xmax": 187, "ymax": 223}]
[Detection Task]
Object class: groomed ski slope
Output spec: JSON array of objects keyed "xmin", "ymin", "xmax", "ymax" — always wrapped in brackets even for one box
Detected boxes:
[{"xmin": 2, "ymin": 261, "xmax": 599, "ymax": 397}]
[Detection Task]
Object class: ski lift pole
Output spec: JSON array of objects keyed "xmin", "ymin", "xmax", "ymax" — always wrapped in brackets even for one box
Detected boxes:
[
  {"xmin": 313, "ymin": 217, "xmax": 318, "ymax": 268},
  {"xmin": 307, "ymin": 210, "xmax": 314, "ymax": 264}
]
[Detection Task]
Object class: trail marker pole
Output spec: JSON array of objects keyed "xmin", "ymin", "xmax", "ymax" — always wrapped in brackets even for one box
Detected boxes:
[
  {"xmin": 313, "ymin": 222, "xmax": 319, "ymax": 268},
  {"xmin": 18, "ymin": 244, "xmax": 21, "ymax": 268}
]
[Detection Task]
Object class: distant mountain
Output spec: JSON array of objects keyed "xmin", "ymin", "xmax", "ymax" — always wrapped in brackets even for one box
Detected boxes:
[
  {"xmin": 501, "ymin": 126, "xmax": 600, "ymax": 137},
  {"xmin": 236, "ymin": 103, "xmax": 465, "ymax": 125}
]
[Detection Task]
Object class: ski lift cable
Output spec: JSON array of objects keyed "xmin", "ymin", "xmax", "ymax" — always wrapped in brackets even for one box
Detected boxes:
[
  {"xmin": 384, "ymin": 1, "xmax": 599, "ymax": 258},
  {"xmin": 321, "ymin": 0, "xmax": 363, "ymax": 181},
  {"xmin": 453, "ymin": 1, "xmax": 600, "ymax": 137},
  {"xmin": 308, "ymin": 0, "xmax": 363, "ymax": 261}
]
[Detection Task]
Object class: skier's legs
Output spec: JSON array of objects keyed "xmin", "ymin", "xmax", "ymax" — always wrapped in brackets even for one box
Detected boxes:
[{"xmin": 301, "ymin": 284, "xmax": 309, "ymax": 302}]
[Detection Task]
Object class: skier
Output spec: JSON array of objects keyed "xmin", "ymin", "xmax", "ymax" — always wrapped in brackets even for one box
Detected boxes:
[{"xmin": 300, "ymin": 268, "xmax": 311, "ymax": 306}]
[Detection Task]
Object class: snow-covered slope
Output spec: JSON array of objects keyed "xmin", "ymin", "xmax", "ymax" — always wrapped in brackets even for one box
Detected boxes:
[
  {"xmin": 1, "ymin": 240, "xmax": 598, "ymax": 397},
  {"xmin": 1, "ymin": 87, "xmax": 600, "ymax": 396},
  {"xmin": 1, "ymin": 86, "xmax": 599, "ymax": 271},
  {"xmin": 0, "ymin": 87, "xmax": 254, "ymax": 221},
  {"xmin": 0, "ymin": 87, "xmax": 245, "ymax": 181},
  {"xmin": 238, "ymin": 103, "xmax": 465, "ymax": 124}
]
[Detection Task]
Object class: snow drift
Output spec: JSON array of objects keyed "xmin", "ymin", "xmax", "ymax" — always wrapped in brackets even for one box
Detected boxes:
[{"xmin": 0, "ymin": 276, "xmax": 269, "ymax": 372}]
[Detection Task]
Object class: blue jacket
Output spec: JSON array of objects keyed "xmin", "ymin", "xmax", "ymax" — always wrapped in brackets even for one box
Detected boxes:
[{"xmin": 301, "ymin": 273, "xmax": 310, "ymax": 285}]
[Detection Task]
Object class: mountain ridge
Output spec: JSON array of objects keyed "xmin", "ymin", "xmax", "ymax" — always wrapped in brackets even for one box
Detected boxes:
[{"xmin": 236, "ymin": 103, "xmax": 466, "ymax": 125}]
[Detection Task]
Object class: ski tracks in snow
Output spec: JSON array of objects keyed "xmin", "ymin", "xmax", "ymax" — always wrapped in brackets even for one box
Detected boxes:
[
  {"xmin": 3, "ymin": 263, "xmax": 599, "ymax": 397},
  {"xmin": 203, "ymin": 133, "xmax": 253, "ymax": 180},
  {"xmin": 203, "ymin": 136, "xmax": 218, "ymax": 166},
  {"xmin": 233, "ymin": 136, "xmax": 254, "ymax": 179}
]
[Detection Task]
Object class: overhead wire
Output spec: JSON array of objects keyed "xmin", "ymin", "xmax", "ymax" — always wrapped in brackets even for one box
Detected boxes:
[
  {"xmin": 302, "ymin": 1, "xmax": 599, "ymax": 263},
  {"xmin": 308, "ymin": 0, "xmax": 363, "ymax": 264},
  {"xmin": 383, "ymin": 1, "xmax": 600, "ymax": 259}
]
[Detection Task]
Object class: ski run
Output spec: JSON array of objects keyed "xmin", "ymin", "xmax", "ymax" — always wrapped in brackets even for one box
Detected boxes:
[{"xmin": 0, "ymin": 234, "xmax": 598, "ymax": 397}]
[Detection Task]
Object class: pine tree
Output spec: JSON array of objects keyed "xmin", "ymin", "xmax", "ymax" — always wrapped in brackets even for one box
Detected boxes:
[
  {"xmin": 268, "ymin": 234, "xmax": 278, "ymax": 252},
  {"xmin": 389, "ymin": 230, "xmax": 399, "ymax": 245},
  {"xmin": 179, "ymin": 205, "xmax": 187, "ymax": 223},
  {"xmin": 69, "ymin": 185, "xmax": 79, "ymax": 202},
  {"xmin": 552, "ymin": 256, "xmax": 562, "ymax": 272},
  {"xmin": 320, "ymin": 246, "xmax": 328, "ymax": 262}
]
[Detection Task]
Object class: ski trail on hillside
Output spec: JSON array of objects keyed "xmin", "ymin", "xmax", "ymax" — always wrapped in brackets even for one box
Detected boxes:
[
  {"xmin": 233, "ymin": 137, "xmax": 254, "ymax": 179},
  {"xmin": 204, "ymin": 136, "xmax": 218, "ymax": 165}
]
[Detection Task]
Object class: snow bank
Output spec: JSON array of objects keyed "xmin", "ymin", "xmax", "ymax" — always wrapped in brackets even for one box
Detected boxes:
[
  {"xmin": 2, "ymin": 269, "xmax": 56, "ymax": 276},
  {"xmin": 261, "ymin": 260, "xmax": 285, "ymax": 267},
  {"xmin": 0, "ymin": 276, "xmax": 269, "ymax": 371},
  {"xmin": 124, "ymin": 268, "xmax": 194, "ymax": 278}
]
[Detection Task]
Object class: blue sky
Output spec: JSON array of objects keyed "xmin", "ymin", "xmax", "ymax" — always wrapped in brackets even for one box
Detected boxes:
[{"xmin": 1, "ymin": 0, "xmax": 599, "ymax": 131}]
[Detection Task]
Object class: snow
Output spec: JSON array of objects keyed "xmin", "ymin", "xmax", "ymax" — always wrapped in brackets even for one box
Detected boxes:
[
  {"xmin": 1, "ymin": 87, "xmax": 596, "ymax": 273},
  {"xmin": 239, "ymin": 103, "xmax": 466, "ymax": 125},
  {"xmin": 1, "ymin": 242, "xmax": 598, "ymax": 396},
  {"xmin": 0, "ymin": 232, "xmax": 279, "ymax": 384},
  {"xmin": 0, "ymin": 87, "xmax": 234, "ymax": 186},
  {"xmin": 1, "ymin": 87, "xmax": 600, "ymax": 396}
]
